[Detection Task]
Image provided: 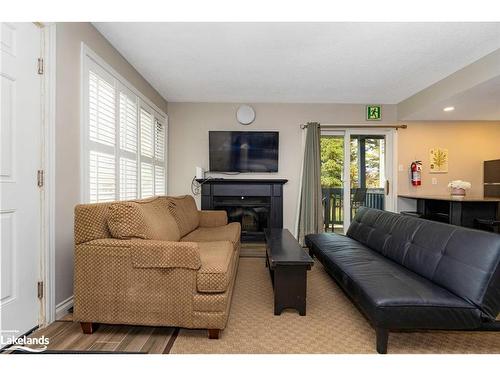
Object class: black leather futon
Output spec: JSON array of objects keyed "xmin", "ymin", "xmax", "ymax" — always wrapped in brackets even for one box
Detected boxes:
[{"xmin": 305, "ymin": 207, "xmax": 500, "ymax": 353}]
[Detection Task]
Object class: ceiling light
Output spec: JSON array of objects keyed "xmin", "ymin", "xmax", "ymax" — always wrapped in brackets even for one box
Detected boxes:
[{"xmin": 443, "ymin": 106, "xmax": 455, "ymax": 112}]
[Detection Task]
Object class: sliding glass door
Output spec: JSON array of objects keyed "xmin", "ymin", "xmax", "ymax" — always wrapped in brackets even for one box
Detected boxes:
[
  {"xmin": 321, "ymin": 128, "xmax": 395, "ymax": 233},
  {"xmin": 321, "ymin": 133, "xmax": 345, "ymax": 233}
]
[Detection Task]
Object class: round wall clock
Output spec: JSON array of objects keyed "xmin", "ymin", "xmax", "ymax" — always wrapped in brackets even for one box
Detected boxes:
[{"xmin": 236, "ymin": 105, "xmax": 256, "ymax": 125}]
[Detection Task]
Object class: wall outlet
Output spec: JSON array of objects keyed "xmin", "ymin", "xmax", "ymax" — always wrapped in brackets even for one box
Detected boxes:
[
  {"xmin": 195, "ymin": 166, "xmax": 205, "ymax": 179},
  {"xmin": 432, "ymin": 178, "xmax": 438, "ymax": 185},
  {"xmin": 398, "ymin": 164, "xmax": 404, "ymax": 172}
]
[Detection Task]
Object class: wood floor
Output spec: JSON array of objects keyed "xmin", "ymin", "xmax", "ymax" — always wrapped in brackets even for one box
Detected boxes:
[{"xmin": 2, "ymin": 314, "xmax": 179, "ymax": 354}]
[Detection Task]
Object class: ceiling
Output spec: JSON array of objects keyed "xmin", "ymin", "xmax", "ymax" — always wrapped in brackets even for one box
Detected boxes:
[
  {"xmin": 93, "ymin": 22, "xmax": 500, "ymax": 104},
  {"xmin": 404, "ymin": 75, "xmax": 500, "ymax": 120}
]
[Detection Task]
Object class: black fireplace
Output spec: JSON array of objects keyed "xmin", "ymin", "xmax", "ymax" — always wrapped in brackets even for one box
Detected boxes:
[
  {"xmin": 214, "ymin": 196, "xmax": 270, "ymax": 238},
  {"xmin": 197, "ymin": 179, "xmax": 288, "ymax": 242}
]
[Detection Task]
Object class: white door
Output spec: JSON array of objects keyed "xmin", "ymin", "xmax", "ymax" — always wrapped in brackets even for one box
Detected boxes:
[
  {"xmin": 0, "ymin": 23, "xmax": 42, "ymax": 346},
  {"xmin": 321, "ymin": 128, "xmax": 396, "ymax": 233}
]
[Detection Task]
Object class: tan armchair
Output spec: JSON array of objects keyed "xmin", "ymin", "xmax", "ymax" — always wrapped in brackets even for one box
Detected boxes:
[{"xmin": 73, "ymin": 195, "xmax": 240, "ymax": 339}]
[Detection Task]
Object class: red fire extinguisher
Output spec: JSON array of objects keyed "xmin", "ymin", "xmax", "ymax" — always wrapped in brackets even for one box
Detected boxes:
[{"xmin": 411, "ymin": 161, "xmax": 422, "ymax": 186}]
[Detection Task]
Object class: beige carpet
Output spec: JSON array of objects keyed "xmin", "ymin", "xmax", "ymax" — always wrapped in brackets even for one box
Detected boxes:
[
  {"xmin": 240, "ymin": 242, "xmax": 266, "ymax": 258},
  {"xmin": 172, "ymin": 257, "xmax": 500, "ymax": 354}
]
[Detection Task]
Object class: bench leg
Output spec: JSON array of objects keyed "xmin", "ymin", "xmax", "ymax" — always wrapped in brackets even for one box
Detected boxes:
[
  {"xmin": 208, "ymin": 329, "xmax": 220, "ymax": 339},
  {"xmin": 273, "ymin": 265, "xmax": 308, "ymax": 316},
  {"xmin": 80, "ymin": 322, "xmax": 98, "ymax": 334},
  {"xmin": 376, "ymin": 328, "xmax": 389, "ymax": 354}
]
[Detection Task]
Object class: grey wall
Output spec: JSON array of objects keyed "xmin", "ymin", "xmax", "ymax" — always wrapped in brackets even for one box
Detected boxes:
[
  {"xmin": 167, "ymin": 103, "xmax": 398, "ymax": 233},
  {"xmin": 55, "ymin": 23, "xmax": 168, "ymax": 305}
]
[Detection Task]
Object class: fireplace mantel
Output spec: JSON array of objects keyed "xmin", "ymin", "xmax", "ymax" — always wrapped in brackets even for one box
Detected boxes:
[
  {"xmin": 196, "ymin": 178, "xmax": 288, "ymax": 241},
  {"xmin": 196, "ymin": 178, "xmax": 288, "ymax": 184}
]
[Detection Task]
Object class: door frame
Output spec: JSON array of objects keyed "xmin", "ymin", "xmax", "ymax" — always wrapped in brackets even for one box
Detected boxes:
[
  {"xmin": 39, "ymin": 22, "xmax": 57, "ymax": 327},
  {"xmin": 321, "ymin": 127, "xmax": 398, "ymax": 233}
]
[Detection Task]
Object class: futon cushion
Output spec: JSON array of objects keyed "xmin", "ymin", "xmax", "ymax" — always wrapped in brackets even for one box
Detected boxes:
[
  {"xmin": 347, "ymin": 207, "xmax": 500, "ymax": 319},
  {"xmin": 196, "ymin": 241, "xmax": 235, "ymax": 293},
  {"xmin": 181, "ymin": 222, "xmax": 241, "ymax": 245},
  {"xmin": 167, "ymin": 195, "xmax": 200, "ymax": 237},
  {"xmin": 107, "ymin": 197, "xmax": 181, "ymax": 241},
  {"xmin": 306, "ymin": 233, "xmax": 483, "ymax": 329}
]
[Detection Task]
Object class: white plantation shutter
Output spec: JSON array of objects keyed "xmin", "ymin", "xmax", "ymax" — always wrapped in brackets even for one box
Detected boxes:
[
  {"xmin": 138, "ymin": 106, "xmax": 167, "ymax": 198},
  {"xmin": 89, "ymin": 151, "xmax": 116, "ymax": 202},
  {"xmin": 153, "ymin": 119, "xmax": 166, "ymax": 195},
  {"xmin": 141, "ymin": 162, "xmax": 154, "ymax": 198},
  {"xmin": 155, "ymin": 165, "xmax": 165, "ymax": 195},
  {"xmin": 87, "ymin": 66, "xmax": 116, "ymax": 203},
  {"xmin": 139, "ymin": 106, "xmax": 154, "ymax": 198},
  {"xmin": 140, "ymin": 108, "xmax": 154, "ymax": 158},
  {"xmin": 119, "ymin": 92, "xmax": 137, "ymax": 153},
  {"xmin": 120, "ymin": 157, "xmax": 137, "ymax": 200},
  {"xmin": 118, "ymin": 89, "xmax": 138, "ymax": 200},
  {"xmin": 89, "ymin": 71, "xmax": 115, "ymax": 147},
  {"xmin": 154, "ymin": 120, "xmax": 165, "ymax": 161},
  {"xmin": 84, "ymin": 53, "xmax": 167, "ymax": 203}
]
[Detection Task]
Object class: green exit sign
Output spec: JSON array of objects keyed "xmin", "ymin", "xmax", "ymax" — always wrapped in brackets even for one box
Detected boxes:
[{"xmin": 366, "ymin": 105, "xmax": 382, "ymax": 121}]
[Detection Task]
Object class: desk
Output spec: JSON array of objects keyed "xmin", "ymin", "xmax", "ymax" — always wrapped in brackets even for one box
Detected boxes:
[{"xmin": 398, "ymin": 194, "xmax": 500, "ymax": 229}]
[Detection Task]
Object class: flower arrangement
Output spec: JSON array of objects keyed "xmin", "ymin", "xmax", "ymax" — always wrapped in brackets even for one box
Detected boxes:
[
  {"xmin": 447, "ymin": 180, "xmax": 471, "ymax": 196},
  {"xmin": 448, "ymin": 180, "xmax": 472, "ymax": 189}
]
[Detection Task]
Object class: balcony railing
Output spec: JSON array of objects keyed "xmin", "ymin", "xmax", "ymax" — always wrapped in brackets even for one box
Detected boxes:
[{"xmin": 322, "ymin": 187, "xmax": 385, "ymax": 231}]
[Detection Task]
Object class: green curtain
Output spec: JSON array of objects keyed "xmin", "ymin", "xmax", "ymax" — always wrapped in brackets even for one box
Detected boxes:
[{"xmin": 297, "ymin": 122, "xmax": 324, "ymax": 245}]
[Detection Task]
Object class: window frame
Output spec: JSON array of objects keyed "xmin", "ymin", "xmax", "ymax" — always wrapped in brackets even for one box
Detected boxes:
[{"xmin": 81, "ymin": 43, "xmax": 168, "ymax": 203}]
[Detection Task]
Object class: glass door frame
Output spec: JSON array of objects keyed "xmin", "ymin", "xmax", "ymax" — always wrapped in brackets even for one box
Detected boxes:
[{"xmin": 321, "ymin": 127, "xmax": 397, "ymax": 233}]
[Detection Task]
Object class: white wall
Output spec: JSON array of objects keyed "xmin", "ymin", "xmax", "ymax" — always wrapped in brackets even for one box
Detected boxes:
[
  {"xmin": 55, "ymin": 23, "xmax": 168, "ymax": 306},
  {"xmin": 168, "ymin": 103, "xmax": 398, "ymax": 232}
]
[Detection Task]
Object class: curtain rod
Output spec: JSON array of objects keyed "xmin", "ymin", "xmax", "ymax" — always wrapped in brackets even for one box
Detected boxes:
[{"xmin": 300, "ymin": 123, "xmax": 407, "ymax": 130}]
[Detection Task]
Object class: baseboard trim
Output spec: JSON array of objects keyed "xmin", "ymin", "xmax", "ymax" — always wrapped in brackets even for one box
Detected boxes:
[{"xmin": 55, "ymin": 295, "xmax": 73, "ymax": 320}]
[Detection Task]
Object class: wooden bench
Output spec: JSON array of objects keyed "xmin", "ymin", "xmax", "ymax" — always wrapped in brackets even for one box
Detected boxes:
[{"xmin": 264, "ymin": 229, "xmax": 314, "ymax": 316}]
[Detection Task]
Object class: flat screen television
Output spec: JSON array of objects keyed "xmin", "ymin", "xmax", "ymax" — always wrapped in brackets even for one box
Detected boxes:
[{"xmin": 209, "ymin": 131, "xmax": 279, "ymax": 172}]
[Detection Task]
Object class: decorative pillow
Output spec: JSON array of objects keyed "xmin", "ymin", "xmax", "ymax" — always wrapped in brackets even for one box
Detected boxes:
[
  {"xmin": 74, "ymin": 202, "xmax": 114, "ymax": 244},
  {"xmin": 139, "ymin": 198, "xmax": 181, "ymax": 241},
  {"xmin": 107, "ymin": 202, "xmax": 150, "ymax": 239},
  {"xmin": 167, "ymin": 195, "xmax": 200, "ymax": 237},
  {"xmin": 107, "ymin": 198, "xmax": 181, "ymax": 241}
]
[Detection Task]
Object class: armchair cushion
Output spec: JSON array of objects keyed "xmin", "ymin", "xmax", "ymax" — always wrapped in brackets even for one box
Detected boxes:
[
  {"xmin": 196, "ymin": 241, "xmax": 234, "ymax": 292},
  {"xmin": 199, "ymin": 210, "xmax": 228, "ymax": 227},
  {"xmin": 107, "ymin": 197, "xmax": 181, "ymax": 241},
  {"xmin": 181, "ymin": 222, "xmax": 241, "ymax": 245},
  {"xmin": 76, "ymin": 238, "xmax": 201, "ymax": 270},
  {"xmin": 167, "ymin": 195, "xmax": 200, "ymax": 237},
  {"xmin": 131, "ymin": 240, "xmax": 201, "ymax": 270}
]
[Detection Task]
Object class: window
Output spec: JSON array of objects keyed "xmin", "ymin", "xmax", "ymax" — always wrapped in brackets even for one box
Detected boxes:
[
  {"xmin": 82, "ymin": 48, "xmax": 167, "ymax": 203},
  {"xmin": 139, "ymin": 106, "xmax": 166, "ymax": 198}
]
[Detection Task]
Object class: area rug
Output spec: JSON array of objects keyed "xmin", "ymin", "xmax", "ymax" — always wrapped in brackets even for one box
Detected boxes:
[
  {"xmin": 240, "ymin": 242, "xmax": 266, "ymax": 258},
  {"xmin": 171, "ymin": 257, "xmax": 500, "ymax": 354}
]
